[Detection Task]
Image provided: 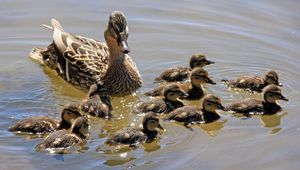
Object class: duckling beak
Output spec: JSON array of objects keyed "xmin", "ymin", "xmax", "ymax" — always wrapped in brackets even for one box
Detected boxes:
[
  {"xmin": 120, "ymin": 40, "xmax": 130, "ymax": 54},
  {"xmin": 205, "ymin": 77, "xmax": 217, "ymax": 85},
  {"xmin": 205, "ymin": 60, "xmax": 215, "ymax": 65},
  {"xmin": 156, "ymin": 123, "xmax": 165, "ymax": 131},
  {"xmin": 279, "ymin": 95, "xmax": 288, "ymax": 101},
  {"xmin": 217, "ymin": 103, "xmax": 225, "ymax": 110},
  {"xmin": 180, "ymin": 90, "xmax": 189, "ymax": 98}
]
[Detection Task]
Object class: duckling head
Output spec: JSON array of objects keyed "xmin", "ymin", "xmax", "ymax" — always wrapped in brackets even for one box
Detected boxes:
[
  {"xmin": 190, "ymin": 68, "xmax": 216, "ymax": 87},
  {"xmin": 202, "ymin": 94, "xmax": 225, "ymax": 113},
  {"xmin": 190, "ymin": 53, "xmax": 215, "ymax": 68},
  {"xmin": 58, "ymin": 103, "xmax": 82, "ymax": 129},
  {"xmin": 142, "ymin": 112, "xmax": 164, "ymax": 132},
  {"xmin": 163, "ymin": 83, "xmax": 189, "ymax": 101},
  {"xmin": 264, "ymin": 70, "xmax": 282, "ymax": 86},
  {"xmin": 71, "ymin": 117, "xmax": 89, "ymax": 139},
  {"xmin": 88, "ymin": 82, "xmax": 112, "ymax": 111},
  {"xmin": 105, "ymin": 11, "xmax": 130, "ymax": 54},
  {"xmin": 263, "ymin": 85, "xmax": 288, "ymax": 103}
]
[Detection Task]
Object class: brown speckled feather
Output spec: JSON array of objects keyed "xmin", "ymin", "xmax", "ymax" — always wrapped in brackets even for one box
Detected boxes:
[
  {"xmin": 154, "ymin": 67, "xmax": 191, "ymax": 83},
  {"xmin": 9, "ymin": 116, "xmax": 58, "ymax": 134},
  {"xmin": 224, "ymin": 99, "xmax": 263, "ymax": 113}
]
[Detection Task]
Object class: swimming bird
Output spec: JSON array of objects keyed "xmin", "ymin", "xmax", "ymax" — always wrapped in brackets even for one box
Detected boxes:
[
  {"xmin": 9, "ymin": 104, "xmax": 81, "ymax": 134},
  {"xmin": 165, "ymin": 94, "xmax": 224, "ymax": 125},
  {"xmin": 145, "ymin": 68, "xmax": 216, "ymax": 100},
  {"xmin": 30, "ymin": 11, "xmax": 142, "ymax": 96},
  {"xmin": 224, "ymin": 85, "xmax": 288, "ymax": 115},
  {"xmin": 222, "ymin": 70, "xmax": 282, "ymax": 92},
  {"xmin": 136, "ymin": 83, "xmax": 188, "ymax": 114},
  {"xmin": 79, "ymin": 83, "xmax": 112, "ymax": 119},
  {"xmin": 105, "ymin": 112, "xmax": 164, "ymax": 146},
  {"xmin": 154, "ymin": 53, "xmax": 214, "ymax": 83},
  {"xmin": 35, "ymin": 116, "xmax": 89, "ymax": 151}
]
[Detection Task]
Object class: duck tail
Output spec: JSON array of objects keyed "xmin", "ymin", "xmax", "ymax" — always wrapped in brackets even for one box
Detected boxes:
[
  {"xmin": 51, "ymin": 18, "xmax": 64, "ymax": 32},
  {"xmin": 42, "ymin": 24, "xmax": 54, "ymax": 30}
]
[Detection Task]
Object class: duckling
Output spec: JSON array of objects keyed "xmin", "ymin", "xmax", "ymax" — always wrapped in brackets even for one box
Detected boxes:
[
  {"xmin": 79, "ymin": 83, "xmax": 112, "ymax": 119},
  {"xmin": 224, "ymin": 85, "xmax": 288, "ymax": 115},
  {"xmin": 165, "ymin": 94, "xmax": 224, "ymax": 125},
  {"xmin": 137, "ymin": 83, "xmax": 188, "ymax": 114},
  {"xmin": 145, "ymin": 67, "xmax": 216, "ymax": 100},
  {"xmin": 35, "ymin": 116, "xmax": 89, "ymax": 151},
  {"xmin": 154, "ymin": 53, "xmax": 214, "ymax": 83},
  {"xmin": 9, "ymin": 104, "xmax": 81, "ymax": 134},
  {"xmin": 106, "ymin": 112, "xmax": 164, "ymax": 146},
  {"xmin": 222, "ymin": 70, "xmax": 282, "ymax": 92},
  {"xmin": 30, "ymin": 11, "xmax": 142, "ymax": 96}
]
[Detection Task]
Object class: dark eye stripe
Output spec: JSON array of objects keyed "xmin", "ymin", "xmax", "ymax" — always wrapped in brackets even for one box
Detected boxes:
[{"xmin": 207, "ymin": 101, "xmax": 220, "ymax": 105}]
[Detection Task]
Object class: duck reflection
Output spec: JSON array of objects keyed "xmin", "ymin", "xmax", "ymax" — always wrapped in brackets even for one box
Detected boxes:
[
  {"xmin": 257, "ymin": 112, "xmax": 288, "ymax": 134},
  {"xmin": 199, "ymin": 119, "xmax": 227, "ymax": 137}
]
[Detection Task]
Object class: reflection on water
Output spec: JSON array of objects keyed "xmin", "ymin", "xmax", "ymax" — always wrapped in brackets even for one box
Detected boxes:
[
  {"xmin": 258, "ymin": 112, "xmax": 288, "ymax": 134},
  {"xmin": 199, "ymin": 120, "xmax": 227, "ymax": 137},
  {"xmin": 231, "ymin": 111, "xmax": 287, "ymax": 134}
]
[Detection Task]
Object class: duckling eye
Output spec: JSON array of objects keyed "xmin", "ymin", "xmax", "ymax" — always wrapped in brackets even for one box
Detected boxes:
[{"xmin": 206, "ymin": 102, "xmax": 212, "ymax": 106}]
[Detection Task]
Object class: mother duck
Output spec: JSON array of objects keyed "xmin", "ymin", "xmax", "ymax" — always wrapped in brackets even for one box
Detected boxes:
[{"xmin": 30, "ymin": 11, "xmax": 142, "ymax": 96}]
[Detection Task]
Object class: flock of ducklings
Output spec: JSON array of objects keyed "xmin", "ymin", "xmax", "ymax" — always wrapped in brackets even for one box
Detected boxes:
[{"xmin": 9, "ymin": 53, "xmax": 288, "ymax": 152}]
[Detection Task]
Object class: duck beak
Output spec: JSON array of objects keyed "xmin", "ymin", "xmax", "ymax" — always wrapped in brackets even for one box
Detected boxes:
[
  {"xmin": 205, "ymin": 60, "xmax": 215, "ymax": 65},
  {"xmin": 217, "ymin": 103, "xmax": 225, "ymax": 110},
  {"xmin": 180, "ymin": 90, "xmax": 189, "ymax": 98},
  {"xmin": 120, "ymin": 40, "xmax": 130, "ymax": 54},
  {"xmin": 205, "ymin": 77, "xmax": 217, "ymax": 85},
  {"xmin": 156, "ymin": 123, "xmax": 165, "ymax": 131},
  {"xmin": 280, "ymin": 95, "xmax": 288, "ymax": 101},
  {"xmin": 278, "ymin": 83, "xmax": 283, "ymax": 87}
]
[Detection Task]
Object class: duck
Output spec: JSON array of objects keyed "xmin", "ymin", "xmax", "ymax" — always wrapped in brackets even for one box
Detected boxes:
[
  {"xmin": 145, "ymin": 67, "xmax": 216, "ymax": 100},
  {"xmin": 29, "ymin": 11, "xmax": 142, "ymax": 96},
  {"xmin": 224, "ymin": 85, "xmax": 288, "ymax": 115},
  {"xmin": 35, "ymin": 116, "xmax": 89, "ymax": 151},
  {"xmin": 9, "ymin": 104, "xmax": 81, "ymax": 134},
  {"xmin": 222, "ymin": 70, "xmax": 282, "ymax": 92},
  {"xmin": 164, "ymin": 94, "xmax": 225, "ymax": 125},
  {"xmin": 154, "ymin": 53, "xmax": 214, "ymax": 83},
  {"xmin": 79, "ymin": 83, "xmax": 113, "ymax": 119},
  {"xmin": 105, "ymin": 112, "xmax": 164, "ymax": 146},
  {"xmin": 136, "ymin": 83, "xmax": 188, "ymax": 114}
]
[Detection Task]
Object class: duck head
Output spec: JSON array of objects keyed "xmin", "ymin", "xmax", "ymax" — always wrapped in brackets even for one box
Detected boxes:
[
  {"xmin": 142, "ymin": 112, "xmax": 164, "ymax": 132},
  {"xmin": 58, "ymin": 103, "xmax": 82, "ymax": 130},
  {"xmin": 190, "ymin": 68, "xmax": 216, "ymax": 87},
  {"xmin": 263, "ymin": 85, "xmax": 288, "ymax": 103},
  {"xmin": 71, "ymin": 117, "xmax": 89, "ymax": 139},
  {"xmin": 163, "ymin": 83, "xmax": 189, "ymax": 101},
  {"xmin": 105, "ymin": 11, "xmax": 130, "ymax": 54},
  {"xmin": 190, "ymin": 53, "xmax": 215, "ymax": 68},
  {"xmin": 87, "ymin": 82, "xmax": 112, "ymax": 111},
  {"xmin": 264, "ymin": 70, "xmax": 282, "ymax": 86},
  {"xmin": 202, "ymin": 94, "xmax": 225, "ymax": 113}
]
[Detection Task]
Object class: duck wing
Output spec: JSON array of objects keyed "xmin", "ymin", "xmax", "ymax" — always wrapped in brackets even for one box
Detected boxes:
[
  {"xmin": 154, "ymin": 66, "xmax": 191, "ymax": 83},
  {"xmin": 49, "ymin": 19, "xmax": 110, "ymax": 88},
  {"xmin": 35, "ymin": 130, "xmax": 83, "ymax": 151},
  {"xmin": 165, "ymin": 106, "xmax": 202, "ymax": 123},
  {"xmin": 106, "ymin": 127, "xmax": 147, "ymax": 146},
  {"xmin": 225, "ymin": 99, "xmax": 263, "ymax": 114}
]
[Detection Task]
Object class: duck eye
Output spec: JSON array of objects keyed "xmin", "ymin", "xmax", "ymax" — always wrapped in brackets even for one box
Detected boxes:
[{"xmin": 206, "ymin": 102, "xmax": 212, "ymax": 106}]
